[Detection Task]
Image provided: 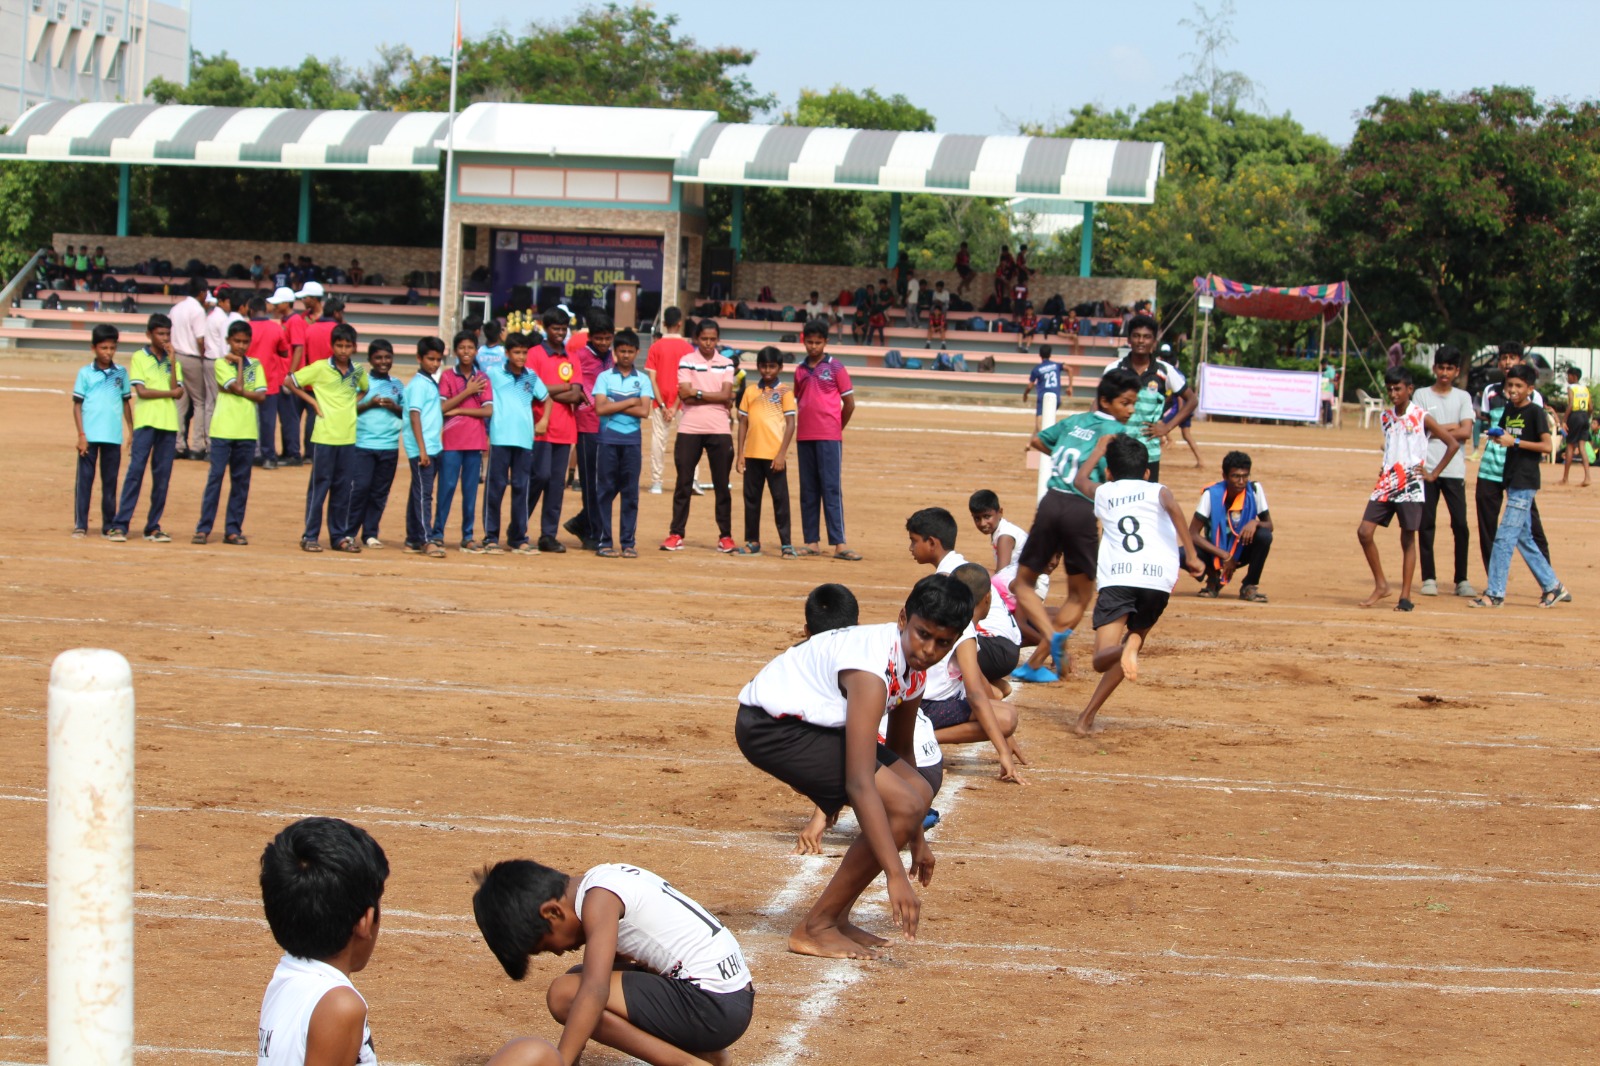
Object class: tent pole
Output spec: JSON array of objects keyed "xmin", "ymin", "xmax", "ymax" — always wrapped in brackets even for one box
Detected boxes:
[
  {"xmin": 1199, "ymin": 304, "xmax": 1211, "ymax": 367},
  {"xmin": 886, "ymin": 192, "xmax": 901, "ymax": 270},
  {"xmin": 1078, "ymin": 202, "xmax": 1095, "ymax": 277},
  {"xmin": 1317, "ymin": 314, "xmax": 1328, "ymax": 428},
  {"xmin": 116, "ymin": 164, "xmax": 130, "ymax": 237},
  {"xmin": 1338, "ymin": 304, "xmax": 1350, "ymax": 429}
]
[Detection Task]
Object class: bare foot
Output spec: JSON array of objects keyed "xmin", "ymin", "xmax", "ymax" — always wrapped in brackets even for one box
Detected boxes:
[
  {"xmin": 1069, "ymin": 717, "xmax": 1103, "ymax": 738},
  {"xmin": 839, "ymin": 920, "xmax": 889, "ymax": 949},
  {"xmin": 789, "ymin": 922, "xmax": 878, "ymax": 959},
  {"xmin": 1357, "ymin": 584, "xmax": 1391, "ymax": 608},
  {"xmin": 1120, "ymin": 642, "xmax": 1140, "ymax": 682}
]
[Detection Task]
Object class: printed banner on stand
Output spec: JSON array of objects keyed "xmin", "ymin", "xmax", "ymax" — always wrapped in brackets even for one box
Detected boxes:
[
  {"xmin": 489, "ymin": 229, "xmax": 663, "ymax": 311},
  {"xmin": 1198, "ymin": 363, "xmax": 1322, "ymax": 422}
]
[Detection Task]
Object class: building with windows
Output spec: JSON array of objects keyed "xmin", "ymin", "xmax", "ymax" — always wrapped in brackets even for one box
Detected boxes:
[{"xmin": 0, "ymin": 0, "xmax": 189, "ymax": 127}]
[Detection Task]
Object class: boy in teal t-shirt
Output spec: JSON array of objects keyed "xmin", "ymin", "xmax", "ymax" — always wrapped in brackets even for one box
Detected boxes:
[
  {"xmin": 592, "ymin": 329, "xmax": 655, "ymax": 555},
  {"xmin": 352, "ymin": 340, "xmax": 405, "ymax": 548},
  {"xmin": 194, "ymin": 322, "xmax": 266, "ymax": 544},
  {"xmin": 284, "ymin": 323, "xmax": 369, "ymax": 552},
  {"xmin": 1009, "ymin": 367, "xmax": 1142, "ymax": 683},
  {"xmin": 402, "ymin": 339, "xmax": 446, "ymax": 557},
  {"xmin": 483, "ymin": 333, "xmax": 551, "ymax": 554},
  {"xmin": 72, "ymin": 324, "xmax": 132, "ymax": 537}
]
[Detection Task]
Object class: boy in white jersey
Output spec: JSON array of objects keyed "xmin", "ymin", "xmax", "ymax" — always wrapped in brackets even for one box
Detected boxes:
[
  {"xmin": 736, "ymin": 575, "xmax": 969, "ymax": 959},
  {"xmin": 1069, "ymin": 435, "xmax": 1205, "ymax": 736},
  {"xmin": 473, "ymin": 859, "xmax": 753, "ymax": 1066},
  {"xmin": 923, "ymin": 563, "xmax": 1026, "ymax": 782},
  {"xmin": 257, "ymin": 817, "xmax": 386, "ymax": 1066},
  {"xmin": 1357, "ymin": 367, "xmax": 1462, "ymax": 612}
]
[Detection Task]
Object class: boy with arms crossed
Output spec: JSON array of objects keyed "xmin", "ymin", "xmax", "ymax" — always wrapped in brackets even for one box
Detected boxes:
[
  {"xmin": 1069, "ymin": 434, "xmax": 1206, "ymax": 736},
  {"xmin": 473, "ymin": 858, "xmax": 753, "ymax": 1066},
  {"xmin": 351, "ymin": 340, "xmax": 404, "ymax": 549},
  {"xmin": 192, "ymin": 321, "xmax": 265, "ymax": 545},
  {"xmin": 591, "ymin": 329, "xmax": 654, "ymax": 557},
  {"xmin": 402, "ymin": 338, "xmax": 447, "ymax": 557},
  {"xmin": 1411, "ymin": 346, "xmax": 1475, "ymax": 597},
  {"xmin": 284, "ymin": 323, "xmax": 369, "ymax": 553},
  {"xmin": 736, "ymin": 575, "xmax": 970, "ymax": 958},
  {"xmin": 734, "ymin": 345, "xmax": 797, "ymax": 556},
  {"xmin": 483, "ymin": 334, "xmax": 552, "ymax": 555}
]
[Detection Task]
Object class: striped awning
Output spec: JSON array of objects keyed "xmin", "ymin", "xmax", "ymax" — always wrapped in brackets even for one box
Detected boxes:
[
  {"xmin": 675, "ymin": 124, "xmax": 1163, "ymax": 203},
  {"xmin": 0, "ymin": 102, "xmax": 450, "ymax": 171}
]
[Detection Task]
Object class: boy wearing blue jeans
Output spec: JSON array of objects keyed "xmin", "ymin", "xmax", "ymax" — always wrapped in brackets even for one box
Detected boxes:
[
  {"xmin": 351, "ymin": 340, "xmax": 404, "ymax": 549},
  {"xmin": 433, "ymin": 330, "xmax": 494, "ymax": 552},
  {"xmin": 591, "ymin": 328, "xmax": 654, "ymax": 556},
  {"xmin": 112, "ymin": 313, "xmax": 185, "ymax": 541},
  {"xmin": 72, "ymin": 324, "xmax": 132, "ymax": 538},
  {"xmin": 483, "ymin": 333, "xmax": 551, "ymax": 555},
  {"xmin": 193, "ymin": 322, "xmax": 266, "ymax": 544},
  {"xmin": 403, "ymin": 339, "xmax": 446, "ymax": 558}
]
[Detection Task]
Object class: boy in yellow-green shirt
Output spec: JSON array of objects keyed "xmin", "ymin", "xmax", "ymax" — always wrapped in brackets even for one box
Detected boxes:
[
  {"xmin": 194, "ymin": 321, "xmax": 266, "ymax": 544},
  {"xmin": 110, "ymin": 313, "xmax": 187, "ymax": 541},
  {"xmin": 283, "ymin": 323, "xmax": 368, "ymax": 552}
]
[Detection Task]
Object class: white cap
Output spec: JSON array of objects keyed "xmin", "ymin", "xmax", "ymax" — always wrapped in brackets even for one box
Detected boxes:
[
  {"xmin": 293, "ymin": 281, "xmax": 325, "ymax": 300},
  {"xmin": 204, "ymin": 293, "xmax": 218, "ymax": 306},
  {"xmin": 266, "ymin": 286, "xmax": 296, "ymax": 305}
]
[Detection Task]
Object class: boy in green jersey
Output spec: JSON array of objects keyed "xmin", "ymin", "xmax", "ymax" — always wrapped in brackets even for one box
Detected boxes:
[
  {"xmin": 1009, "ymin": 367, "xmax": 1141, "ymax": 683},
  {"xmin": 194, "ymin": 321, "xmax": 266, "ymax": 544}
]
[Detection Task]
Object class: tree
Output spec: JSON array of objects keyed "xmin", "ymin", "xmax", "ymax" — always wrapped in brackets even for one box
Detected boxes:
[
  {"xmin": 785, "ymin": 86, "xmax": 933, "ymax": 132},
  {"xmin": 147, "ymin": 53, "xmax": 361, "ymax": 109},
  {"xmin": 1171, "ymin": 0, "xmax": 1261, "ymax": 113}
]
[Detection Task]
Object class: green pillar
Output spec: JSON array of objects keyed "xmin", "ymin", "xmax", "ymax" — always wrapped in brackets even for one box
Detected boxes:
[
  {"xmin": 886, "ymin": 192, "xmax": 902, "ymax": 268},
  {"xmin": 116, "ymin": 164, "xmax": 130, "ymax": 237},
  {"xmin": 730, "ymin": 186, "xmax": 744, "ymax": 262},
  {"xmin": 1078, "ymin": 201, "xmax": 1096, "ymax": 278},
  {"xmin": 297, "ymin": 171, "xmax": 312, "ymax": 244}
]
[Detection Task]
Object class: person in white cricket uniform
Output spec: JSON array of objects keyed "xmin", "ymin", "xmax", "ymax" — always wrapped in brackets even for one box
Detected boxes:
[
  {"xmin": 472, "ymin": 858, "xmax": 753, "ymax": 1066},
  {"xmin": 1069, "ymin": 434, "xmax": 1205, "ymax": 737},
  {"xmin": 257, "ymin": 817, "xmax": 388, "ymax": 1066}
]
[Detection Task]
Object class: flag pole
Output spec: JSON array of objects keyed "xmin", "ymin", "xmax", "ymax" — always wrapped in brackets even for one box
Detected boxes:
[{"xmin": 436, "ymin": 0, "xmax": 462, "ymax": 338}]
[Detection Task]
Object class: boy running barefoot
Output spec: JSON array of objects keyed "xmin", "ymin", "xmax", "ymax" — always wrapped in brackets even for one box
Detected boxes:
[
  {"xmin": 1068, "ymin": 435, "xmax": 1205, "ymax": 736},
  {"xmin": 474, "ymin": 859, "xmax": 753, "ymax": 1066},
  {"xmin": 736, "ymin": 575, "xmax": 970, "ymax": 958},
  {"xmin": 1357, "ymin": 367, "xmax": 1461, "ymax": 611}
]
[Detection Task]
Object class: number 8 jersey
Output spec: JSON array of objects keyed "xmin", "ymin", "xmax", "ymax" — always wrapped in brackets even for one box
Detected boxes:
[
  {"xmin": 574, "ymin": 864, "xmax": 751, "ymax": 994},
  {"xmin": 1092, "ymin": 480, "xmax": 1180, "ymax": 592}
]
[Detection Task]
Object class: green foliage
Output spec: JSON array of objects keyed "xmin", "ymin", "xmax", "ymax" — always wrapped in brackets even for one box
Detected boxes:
[
  {"xmin": 785, "ymin": 86, "xmax": 934, "ymax": 132},
  {"xmin": 148, "ymin": 53, "xmax": 361, "ymax": 109},
  {"xmin": 0, "ymin": 161, "xmax": 116, "ymax": 275}
]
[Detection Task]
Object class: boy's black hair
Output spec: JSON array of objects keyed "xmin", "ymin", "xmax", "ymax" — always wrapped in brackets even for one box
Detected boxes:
[
  {"xmin": 226, "ymin": 319, "xmax": 252, "ymax": 338},
  {"xmin": 1506, "ymin": 363, "xmax": 1538, "ymax": 386},
  {"xmin": 368, "ymin": 338, "xmax": 394, "ymax": 357},
  {"xmin": 472, "ymin": 859, "xmax": 572, "ymax": 981},
  {"xmin": 586, "ymin": 310, "xmax": 613, "ymax": 335},
  {"xmin": 695, "ymin": 318, "xmax": 720, "ymax": 337},
  {"xmin": 260, "ymin": 817, "xmax": 388, "ymax": 962},
  {"xmin": 1126, "ymin": 312, "xmax": 1158, "ymax": 336},
  {"xmin": 949, "ymin": 562, "xmax": 993, "ymax": 607},
  {"xmin": 805, "ymin": 583, "xmax": 859, "ymax": 634},
  {"xmin": 187, "ymin": 276, "xmax": 209, "ymax": 298},
  {"xmin": 462, "ymin": 314, "xmax": 483, "ymax": 334},
  {"xmin": 483, "ymin": 320, "xmax": 503, "ymax": 345},
  {"xmin": 146, "ymin": 313, "xmax": 171, "ymax": 333},
  {"xmin": 1221, "ymin": 450, "xmax": 1252, "ymax": 475},
  {"xmin": 904, "ymin": 574, "xmax": 974, "ymax": 633},
  {"xmin": 613, "ymin": 328, "xmax": 640, "ymax": 351},
  {"xmin": 1097, "ymin": 367, "xmax": 1141, "ymax": 403},
  {"xmin": 801, "ymin": 318, "xmax": 829, "ymax": 339},
  {"xmin": 968, "ymin": 488, "xmax": 1001, "ymax": 514},
  {"xmin": 247, "ymin": 297, "xmax": 267, "ymax": 316},
  {"xmin": 323, "ymin": 298, "xmax": 345, "ymax": 317},
  {"xmin": 905, "ymin": 507, "xmax": 957, "ymax": 550},
  {"xmin": 417, "ymin": 336, "xmax": 446, "ymax": 357},
  {"xmin": 329, "ymin": 322, "xmax": 358, "ymax": 347},
  {"xmin": 662, "ymin": 306, "xmax": 683, "ymax": 329},
  {"xmin": 756, "ymin": 344, "xmax": 783, "ymax": 366},
  {"xmin": 1104, "ymin": 434, "xmax": 1150, "ymax": 480},
  {"xmin": 91, "ymin": 323, "xmax": 120, "ymax": 346},
  {"xmin": 1433, "ymin": 344, "xmax": 1461, "ymax": 367},
  {"xmin": 1565, "ymin": 365, "xmax": 1582, "ymax": 378},
  {"xmin": 1039, "ymin": 345, "xmax": 1052, "ymax": 359},
  {"xmin": 505, "ymin": 332, "xmax": 529, "ymax": 351},
  {"xmin": 542, "ymin": 307, "xmax": 569, "ymax": 328},
  {"xmin": 451, "ymin": 329, "xmax": 478, "ymax": 350},
  {"xmin": 1497, "ymin": 341, "xmax": 1524, "ymax": 358},
  {"xmin": 1384, "ymin": 365, "xmax": 1413, "ymax": 387}
]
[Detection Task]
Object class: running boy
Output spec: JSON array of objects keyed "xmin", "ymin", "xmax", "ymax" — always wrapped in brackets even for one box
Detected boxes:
[
  {"xmin": 734, "ymin": 345, "xmax": 796, "ymax": 555},
  {"xmin": 192, "ymin": 321, "xmax": 265, "ymax": 545},
  {"xmin": 483, "ymin": 332, "xmax": 551, "ymax": 555},
  {"xmin": 736, "ymin": 575, "xmax": 970, "ymax": 958},
  {"xmin": 591, "ymin": 328, "xmax": 654, "ymax": 557},
  {"xmin": 1562, "ymin": 365, "xmax": 1591, "ymax": 486},
  {"xmin": 472, "ymin": 858, "xmax": 753, "ymax": 1066},
  {"xmin": 350, "ymin": 340, "xmax": 404, "ymax": 549},
  {"xmin": 111, "ymin": 313, "xmax": 185, "ymax": 541},
  {"xmin": 71, "ymin": 323, "xmax": 132, "ymax": 538},
  {"xmin": 1357, "ymin": 367, "xmax": 1462, "ymax": 611},
  {"xmin": 1068, "ymin": 434, "xmax": 1206, "ymax": 736},
  {"xmin": 402, "ymin": 338, "xmax": 446, "ymax": 558},
  {"xmin": 257, "ymin": 817, "xmax": 387, "ymax": 1066},
  {"xmin": 434, "ymin": 330, "xmax": 494, "ymax": 553},
  {"xmin": 283, "ymin": 322, "xmax": 368, "ymax": 553}
]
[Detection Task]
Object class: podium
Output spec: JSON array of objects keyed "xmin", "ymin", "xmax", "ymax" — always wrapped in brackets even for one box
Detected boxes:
[{"xmin": 612, "ymin": 280, "xmax": 640, "ymax": 329}]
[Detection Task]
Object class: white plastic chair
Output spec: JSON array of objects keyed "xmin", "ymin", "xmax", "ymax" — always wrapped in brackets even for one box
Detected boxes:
[{"xmin": 1357, "ymin": 388, "xmax": 1384, "ymax": 428}]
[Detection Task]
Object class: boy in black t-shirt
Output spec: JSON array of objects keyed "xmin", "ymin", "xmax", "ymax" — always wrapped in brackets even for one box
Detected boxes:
[{"xmin": 1470, "ymin": 364, "xmax": 1569, "ymax": 608}]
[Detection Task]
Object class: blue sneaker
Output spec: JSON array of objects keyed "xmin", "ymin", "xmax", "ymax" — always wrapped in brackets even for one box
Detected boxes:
[
  {"xmin": 922, "ymin": 809, "xmax": 941, "ymax": 831},
  {"xmin": 1049, "ymin": 629, "xmax": 1072, "ymax": 674},
  {"xmin": 1010, "ymin": 664, "xmax": 1059, "ymax": 683}
]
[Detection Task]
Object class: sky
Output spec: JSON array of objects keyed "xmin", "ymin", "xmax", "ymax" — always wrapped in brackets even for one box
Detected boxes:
[{"xmin": 190, "ymin": 0, "xmax": 1600, "ymax": 144}]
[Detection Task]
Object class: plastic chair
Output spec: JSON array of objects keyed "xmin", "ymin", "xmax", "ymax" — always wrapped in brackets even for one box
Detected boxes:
[{"xmin": 1357, "ymin": 388, "xmax": 1384, "ymax": 428}]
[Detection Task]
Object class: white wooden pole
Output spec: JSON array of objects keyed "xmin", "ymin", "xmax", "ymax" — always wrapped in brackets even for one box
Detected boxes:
[
  {"xmin": 48, "ymin": 649, "xmax": 135, "ymax": 1066},
  {"xmin": 1034, "ymin": 390, "xmax": 1058, "ymax": 502}
]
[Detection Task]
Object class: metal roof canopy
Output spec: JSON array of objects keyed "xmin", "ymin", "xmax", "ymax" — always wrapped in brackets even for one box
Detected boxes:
[{"xmin": 0, "ymin": 102, "xmax": 450, "ymax": 171}]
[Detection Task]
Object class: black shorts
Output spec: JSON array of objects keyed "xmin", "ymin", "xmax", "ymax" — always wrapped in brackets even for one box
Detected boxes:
[
  {"xmin": 922, "ymin": 696, "xmax": 971, "ymax": 730},
  {"xmin": 1092, "ymin": 585, "xmax": 1170, "ymax": 632},
  {"xmin": 620, "ymin": 972, "xmax": 754, "ymax": 1054},
  {"xmin": 1362, "ymin": 498, "xmax": 1423, "ymax": 531},
  {"xmin": 916, "ymin": 760, "xmax": 944, "ymax": 799},
  {"xmin": 735, "ymin": 705, "xmax": 898, "ymax": 818},
  {"xmin": 1017, "ymin": 489, "xmax": 1098, "ymax": 577},
  {"xmin": 975, "ymin": 634, "xmax": 1020, "ymax": 681},
  {"xmin": 1568, "ymin": 412, "xmax": 1591, "ymax": 440}
]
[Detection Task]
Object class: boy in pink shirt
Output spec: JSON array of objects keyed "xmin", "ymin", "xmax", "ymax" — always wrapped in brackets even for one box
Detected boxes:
[
  {"xmin": 794, "ymin": 318, "xmax": 859, "ymax": 559},
  {"xmin": 433, "ymin": 330, "xmax": 494, "ymax": 552},
  {"xmin": 662, "ymin": 319, "xmax": 736, "ymax": 552}
]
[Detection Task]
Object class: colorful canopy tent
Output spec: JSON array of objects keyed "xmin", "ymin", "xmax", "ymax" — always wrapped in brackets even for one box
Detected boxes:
[{"xmin": 1191, "ymin": 274, "xmax": 1354, "ymax": 425}]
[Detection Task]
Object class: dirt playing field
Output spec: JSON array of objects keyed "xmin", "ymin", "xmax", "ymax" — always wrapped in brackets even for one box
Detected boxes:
[{"xmin": 1, "ymin": 351, "xmax": 1596, "ymax": 1065}]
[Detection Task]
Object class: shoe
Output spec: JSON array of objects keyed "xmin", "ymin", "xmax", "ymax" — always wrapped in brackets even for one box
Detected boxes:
[
  {"xmin": 717, "ymin": 536, "xmax": 737, "ymax": 553},
  {"xmin": 1419, "ymin": 579, "xmax": 1439, "ymax": 597},
  {"xmin": 285, "ymin": 456, "xmax": 304, "ymax": 467},
  {"xmin": 1196, "ymin": 583, "xmax": 1221, "ymax": 598},
  {"xmin": 1466, "ymin": 594, "xmax": 1504, "ymax": 609},
  {"xmin": 460, "ymin": 539, "xmax": 485, "ymax": 554},
  {"xmin": 513, "ymin": 542, "xmax": 540, "ymax": 556},
  {"xmin": 103, "ymin": 529, "xmax": 127, "ymax": 542},
  {"xmin": 923, "ymin": 809, "xmax": 941, "ymax": 831},
  {"xmin": 579, "ymin": 538, "xmax": 600, "ymax": 551},
  {"xmin": 191, "ymin": 533, "xmax": 208, "ymax": 544},
  {"xmin": 363, "ymin": 537, "xmax": 384, "ymax": 550},
  {"xmin": 251, "ymin": 456, "xmax": 265, "ymax": 468},
  {"xmin": 223, "ymin": 533, "xmax": 248, "ymax": 546},
  {"xmin": 1455, "ymin": 580, "xmax": 1478, "ymax": 597},
  {"xmin": 537, "ymin": 535, "xmax": 566, "ymax": 554},
  {"xmin": 481, "ymin": 540, "xmax": 505, "ymax": 555},
  {"xmin": 192, "ymin": 449, "xmax": 208, "ymax": 462},
  {"xmin": 1010, "ymin": 664, "xmax": 1059, "ymax": 683},
  {"xmin": 143, "ymin": 529, "xmax": 171, "ymax": 543},
  {"xmin": 71, "ymin": 528, "xmax": 86, "ymax": 538},
  {"xmin": 1049, "ymin": 630, "xmax": 1071, "ymax": 675},
  {"xmin": 425, "ymin": 541, "xmax": 446, "ymax": 558},
  {"xmin": 263, "ymin": 459, "xmax": 278, "ymax": 470},
  {"xmin": 403, "ymin": 542, "xmax": 424, "ymax": 554},
  {"xmin": 649, "ymin": 481, "xmax": 663, "ymax": 494},
  {"xmin": 690, "ymin": 482, "xmax": 706, "ymax": 496},
  {"xmin": 660, "ymin": 534, "xmax": 685, "ymax": 551},
  {"xmin": 1538, "ymin": 584, "xmax": 1572, "ymax": 608},
  {"xmin": 562, "ymin": 515, "xmax": 585, "ymax": 539}
]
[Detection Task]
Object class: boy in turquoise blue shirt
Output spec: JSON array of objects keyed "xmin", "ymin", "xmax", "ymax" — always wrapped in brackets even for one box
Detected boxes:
[
  {"xmin": 591, "ymin": 329, "xmax": 655, "ymax": 556},
  {"xmin": 483, "ymin": 332, "xmax": 551, "ymax": 554},
  {"xmin": 72, "ymin": 324, "xmax": 132, "ymax": 537},
  {"xmin": 352, "ymin": 340, "xmax": 405, "ymax": 548},
  {"xmin": 403, "ymin": 338, "xmax": 447, "ymax": 557}
]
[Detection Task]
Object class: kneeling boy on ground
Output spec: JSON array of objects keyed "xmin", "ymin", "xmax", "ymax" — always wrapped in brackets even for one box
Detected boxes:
[
  {"xmin": 474, "ymin": 859, "xmax": 753, "ymax": 1066},
  {"xmin": 923, "ymin": 562, "xmax": 1026, "ymax": 783},
  {"xmin": 1190, "ymin": 450, "xmax": 1273, "ymax": 602}
]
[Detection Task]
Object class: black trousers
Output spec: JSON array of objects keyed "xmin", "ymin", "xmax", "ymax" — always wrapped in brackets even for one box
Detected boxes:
[
  {"xmin": 741, "ymin": 457, "xmax": 791, "ymax": 545},
  {"xmin": 1199, "ymin": 528, "xmax": 1273, "ymax": 587},
  {"xmin": 1420, "ymin": 477, "xmax": 1469, "ymax": 584},
  {"xmin": 671, "ymin": 433, "xmax": 733, "ymax": 539},
  {"xmin": 1475, "ymin": 478, "xmax": 1550, "ymax": 573}
]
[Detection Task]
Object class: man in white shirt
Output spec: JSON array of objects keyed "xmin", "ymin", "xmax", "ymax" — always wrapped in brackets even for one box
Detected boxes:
[
  {"xmin": 1411, "ymin": 346, "xmax": 1476, "ymax": 597},
  {"xmin": 904, "ymin": 272, "xmax": 922, "ymax": 327},
  {"xmin": 802, "ymin": 291, "xmax": 829, "ymax": 323},
  {"xmin": 169, "ymin": 276, "xmax": 210, "ymax": 459}
]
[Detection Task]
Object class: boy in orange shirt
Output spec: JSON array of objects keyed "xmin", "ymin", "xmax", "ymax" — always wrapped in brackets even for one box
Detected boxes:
[{"xmin": 734, "ymin": 346, "xmax": 797, "ymax": 556}]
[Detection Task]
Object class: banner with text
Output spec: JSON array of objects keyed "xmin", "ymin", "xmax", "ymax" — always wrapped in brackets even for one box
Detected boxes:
[
  {"xmin": 1198, "ymin": 363, "xmax": 1322, "ymax": 422},
  {"xmin": 489, "ymin": 230, "xmax": 663, "ymax": 311}
]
